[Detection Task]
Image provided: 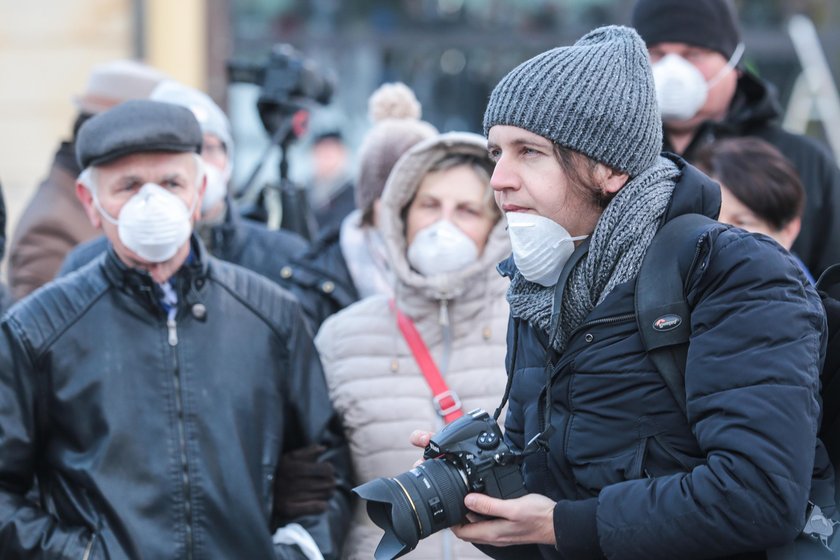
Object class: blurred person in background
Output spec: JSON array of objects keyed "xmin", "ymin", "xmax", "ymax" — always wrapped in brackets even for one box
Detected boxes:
[
  {"xmin": 0, "ymin": 180, "xmax": 12, "ymax": 312},
  {"xmin": 316, "ymin": 132, "xmax": 510, "ymax": 560},
  {"xmin": 283, "ymin": 82, "xmax": 438, "ymax": 330},
  {"xmin": 632, "ymin": 0, "xmax": 840, "ymax": 277},
  {"xmin": 0, "ymin": 100, "xmax": 351, "ymax": 559},
  {"xmin": 60, "ymin": 80, "xmax": 310, "ymax": 287},
  {"xmin": 694, "ymin": 136, "xmax": 814, "ymax": 283},
  {"xmin": 8, "ymin": 59, "xmax": 167, "ymax": 300},
  {"xmin": 307, "ymin": 130, "xmax": 356, "ymax": 234}
]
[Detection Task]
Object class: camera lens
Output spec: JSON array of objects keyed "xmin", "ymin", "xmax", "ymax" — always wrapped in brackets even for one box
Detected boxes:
[{"xmin": 353, "ymin": 458, "xmax": 469, "ymax": 559}]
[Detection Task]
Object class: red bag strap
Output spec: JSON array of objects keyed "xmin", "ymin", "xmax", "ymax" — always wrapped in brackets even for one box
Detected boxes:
[{"xmin": 390, "ymin": 299, "xmax": 463, "ymax": 424}]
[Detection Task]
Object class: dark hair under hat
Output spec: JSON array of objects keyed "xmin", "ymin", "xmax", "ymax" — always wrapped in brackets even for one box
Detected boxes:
[
  {"xmin": 632, "ymin": 0, "xmax": 741, "ymax": 59},
  {"xmin": 76, "ymin": 99, "xmax": 203, "ymax": 169}
]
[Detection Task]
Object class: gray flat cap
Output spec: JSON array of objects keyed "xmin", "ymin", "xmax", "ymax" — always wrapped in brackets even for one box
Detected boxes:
[{"xmin": 76, "ymin": 99, "xmax": 203, "ymax": 169}]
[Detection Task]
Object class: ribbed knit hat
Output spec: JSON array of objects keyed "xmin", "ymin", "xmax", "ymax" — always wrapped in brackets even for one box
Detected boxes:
[
  {"xmin": 632, "ymin": 0, "xmax": 741, "ymax": 60},
  {"xmin": 483, "ymin": 25, "xmax": 662, "ymax": 177}
]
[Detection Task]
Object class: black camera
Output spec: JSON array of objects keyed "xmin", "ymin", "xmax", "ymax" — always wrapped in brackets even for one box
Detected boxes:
[
  {"xmin": 353, "ymin": 409, "xmax": 527, "ymax": 559},
  {"xmin": 228, "ymin": 43, "xmax": 334, "ymax": 137}
]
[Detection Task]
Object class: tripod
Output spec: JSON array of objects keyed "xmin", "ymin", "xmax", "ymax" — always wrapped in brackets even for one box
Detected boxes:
[{"xmin": 234, "ymin": 108, "xmax": 318, "ymax": 241}]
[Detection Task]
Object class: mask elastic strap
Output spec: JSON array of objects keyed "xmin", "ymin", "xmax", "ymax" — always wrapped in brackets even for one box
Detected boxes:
[
  {"xmin": 92, "ymin": 191, "xmax": 120, "ymax": 226},
  {"xmin": 707, "ymin": 42, "xmax": 745, "ymax": 89}
]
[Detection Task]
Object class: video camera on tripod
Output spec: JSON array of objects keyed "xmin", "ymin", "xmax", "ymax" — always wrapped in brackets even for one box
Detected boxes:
[{"xmin": 228, "ymin": 44, "xmax": 335, "ymax": 239}]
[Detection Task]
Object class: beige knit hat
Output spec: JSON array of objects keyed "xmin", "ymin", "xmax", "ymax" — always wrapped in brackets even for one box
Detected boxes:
[
  {"xmin": 74, "ymin": 59, "xmax": 169, "ymax": 115},
  {"xmin": 354, "ymin": 83, "xmax": 438, "ymax": 212}
]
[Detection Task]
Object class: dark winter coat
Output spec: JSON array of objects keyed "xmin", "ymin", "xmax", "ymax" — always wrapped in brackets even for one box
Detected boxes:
[
  {"xmin": 279, "ymin": 226, "xmax": 359, "ymax": 331},
  {"xmin": 672, "ymin": 70, "xmax": 840, "ymax": 277},
  {"xmin": 487, "ymin": 160, "xmax": 828, "ymax": 560},
  {"xmin": 0, "ymin": 238, "xmax": 352, "ymax": 559}
]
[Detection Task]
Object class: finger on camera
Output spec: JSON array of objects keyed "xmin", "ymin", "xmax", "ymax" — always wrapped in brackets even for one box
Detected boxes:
[
  {"xmin": 451, "ymin": 519, "xmax": 500, "ymax": 545},
  {"xmin": 464, "ymin": 493, "xmax": 509, "ymax": 518},
  {"xmin": 409, "ymin": 429, "xmax": 433, "ymax": 448}
]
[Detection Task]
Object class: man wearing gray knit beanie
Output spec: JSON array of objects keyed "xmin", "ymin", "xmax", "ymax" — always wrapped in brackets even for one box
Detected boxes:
[{"xmin": 409, "ymin": 25, "xmax": 830, "ymax": 560}]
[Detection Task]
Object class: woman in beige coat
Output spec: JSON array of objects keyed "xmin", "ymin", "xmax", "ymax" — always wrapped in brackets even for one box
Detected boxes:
[{"xmin": 315, "ymin": 132, "xmax": 511, "ymax": 560}]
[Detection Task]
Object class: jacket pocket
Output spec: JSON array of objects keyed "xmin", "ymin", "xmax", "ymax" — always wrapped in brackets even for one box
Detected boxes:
[
  {"xmin": 642, "ymin": 433, "xmax": 703, "ymax": 477},
  {"xmin": 565, "ymin": 441, "xmax": 649, "ymax": 494}
]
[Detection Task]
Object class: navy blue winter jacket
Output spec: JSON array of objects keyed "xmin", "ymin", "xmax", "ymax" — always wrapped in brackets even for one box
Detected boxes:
[{"xmin": 487, "ymin": 159, "xmax": 828, "ymax": 560}]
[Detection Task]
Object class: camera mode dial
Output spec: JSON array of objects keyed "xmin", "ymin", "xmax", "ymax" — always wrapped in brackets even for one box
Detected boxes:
[{"xmin": 476, "ymin": 431, "xmax": 500, "ymax": 450}]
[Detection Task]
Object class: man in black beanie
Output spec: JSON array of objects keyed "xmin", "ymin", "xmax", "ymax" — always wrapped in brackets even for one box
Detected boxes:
[{"xmin": 633, "ymin": 0, "xmax": 840, "ymax": 278}]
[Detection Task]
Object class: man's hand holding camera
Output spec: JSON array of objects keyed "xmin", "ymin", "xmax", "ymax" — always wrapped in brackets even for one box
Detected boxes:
[{"xmin": 409, "ymin": 429, "xmax": 558, "ymax": 548}]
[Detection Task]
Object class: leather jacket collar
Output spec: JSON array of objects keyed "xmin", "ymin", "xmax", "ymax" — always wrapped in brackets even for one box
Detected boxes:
[{"xmin": 101, "ymin": 234, "xmax": 211, "ymax": 314}]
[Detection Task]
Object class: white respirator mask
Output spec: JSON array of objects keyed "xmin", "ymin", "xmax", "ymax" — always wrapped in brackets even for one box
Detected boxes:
[
  {"xmin": 652, "ymin": 43, "xmax": 744, "ymax": 122},
  {"xmin": 96, "ymin": 182, "xmax": 197, "ymax": 263},
  {"xmin": 407, "ymin": 219, "xmax": 479, "ymax": 276},
  {"xmin": 506, "ymin": 212, "xmax": 588, "ymax": 287}
]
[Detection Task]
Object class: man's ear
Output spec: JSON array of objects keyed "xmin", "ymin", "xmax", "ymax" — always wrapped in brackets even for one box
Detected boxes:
[
  {"xmin": 193, "ymin": 173, "xmax": 206, "ymax": 222},
  {"xmin": 76, "ymin": 182, "xmax": 102, "ymax": 229},
  {"xmin": 778, "ymin": 216, "xmax": 802, "ymax": 252}
]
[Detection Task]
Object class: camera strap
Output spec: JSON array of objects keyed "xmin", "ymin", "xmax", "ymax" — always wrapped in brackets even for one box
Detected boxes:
[{"xmin": 390, "ymin": 299, "xmax": 464, "ymax": 424}]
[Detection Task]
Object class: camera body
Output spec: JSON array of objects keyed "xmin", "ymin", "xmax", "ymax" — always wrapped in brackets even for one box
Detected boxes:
[
  {"xmin": 353, "ymin": 409, "xmax": 526, "ymax": 559},
  {"xmin": 424, "ymin": 409, "xmax": 527, "ymax": 502},
  {"xmin": 228, "ymin": 43, "xmax": 333, "ymax": 136}
]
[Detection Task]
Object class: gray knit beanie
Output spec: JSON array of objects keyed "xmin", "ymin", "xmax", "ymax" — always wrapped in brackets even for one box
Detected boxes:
[{"xmin": 483, "ymin": 25, "xmax": 662, "ymax": 177}]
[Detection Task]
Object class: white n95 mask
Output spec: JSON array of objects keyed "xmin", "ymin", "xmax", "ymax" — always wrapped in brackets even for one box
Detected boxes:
[
  {"xmin": 96, "ymin": 183, "xmax": 196, "ymax": 263},
  {"xmin": 506, "ymin": 212, "xmax": 587, "ymax": 287},
  {"xmin": 407, "ymin": 220, "xmax": 478, "ymax": 276},
  {"xmin": 201, "ymin": 164, "xmax": 229, "ymax": 213},
  {"xmin": 651, "ymin": 43, "xmax": 744, "ymax": 122}
]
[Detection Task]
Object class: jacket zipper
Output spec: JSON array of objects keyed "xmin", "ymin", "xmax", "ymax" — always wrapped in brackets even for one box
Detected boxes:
[
  {"xmin": 537, "ymin": 312, "xmax": 636, "ymax": 465},
  {"xmin": 167, "ymin": 312, "xmax": 194, "ymax": 560}
]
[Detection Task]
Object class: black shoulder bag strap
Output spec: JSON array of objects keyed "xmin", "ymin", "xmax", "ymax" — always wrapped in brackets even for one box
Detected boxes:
[{"xmin": 635, "ymin": 213, "xmax": 718, "ymax": 415}]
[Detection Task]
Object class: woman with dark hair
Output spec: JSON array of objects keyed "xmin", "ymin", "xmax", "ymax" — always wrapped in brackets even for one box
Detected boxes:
[{"xmin": 694, "ymin": 136, "xmax": 813, "ymax": 282}]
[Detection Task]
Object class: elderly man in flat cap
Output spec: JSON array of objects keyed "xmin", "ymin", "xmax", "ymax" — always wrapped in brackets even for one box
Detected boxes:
[{"xmin": 0, "ymin": 100, "xmax": 351, "ymax": 559}]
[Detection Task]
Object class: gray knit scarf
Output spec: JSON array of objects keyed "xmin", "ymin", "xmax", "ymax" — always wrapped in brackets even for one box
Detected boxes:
[{"xmin": 507, "ymin": 156, "xmax": 680, "ymax": 353}]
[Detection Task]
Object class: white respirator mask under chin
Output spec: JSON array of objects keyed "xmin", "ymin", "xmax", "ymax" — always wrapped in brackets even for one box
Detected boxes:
[
  {"xmin": 651, "ymin": 43, "xmax": 744, "ymax": 122},
  {"xmin": 95, "ymin": 182, "xmax": 197, "ymax": 263},
  {"xmin": 506, "ymin": 212, "xmax": 588, "ymax": 287}
]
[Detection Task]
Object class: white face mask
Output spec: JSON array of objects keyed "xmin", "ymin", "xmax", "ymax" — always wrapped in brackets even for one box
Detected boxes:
[
  {"xmin": 506, "ymin": 212, "xmax": 588, "ymax": 287},
  {"xmin": 201, "ymin": 164, "xmax": 230, "ymax": 213},
  {"xmin": 407, "ymin": 219, "xmax": 478, "ymax": 277},
  {"xmin": 651, "ymin": 43, "xmax": 744, "ymax": 122},
  {"xmin": 96, "ymin": 183, "xmax": 196, "ymax": 263}
]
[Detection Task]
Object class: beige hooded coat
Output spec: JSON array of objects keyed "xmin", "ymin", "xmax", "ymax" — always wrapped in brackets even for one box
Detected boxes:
[{"xmin": 315, "ymin": 132, "xmax": 512, "ymax": 560}]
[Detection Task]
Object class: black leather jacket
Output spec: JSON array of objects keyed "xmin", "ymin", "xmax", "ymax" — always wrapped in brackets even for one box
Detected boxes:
[
  {"xmin": 0, "ymin": 238, "xmax": 352, "ymax": 559},
  {"xmin": 280, "ymin": 227, "xmax": 359, "ymax": 331}
]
